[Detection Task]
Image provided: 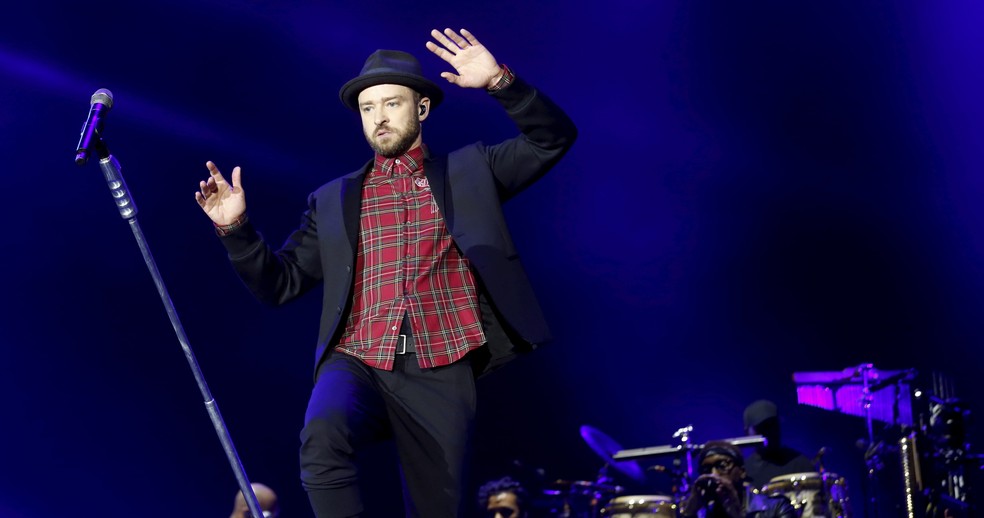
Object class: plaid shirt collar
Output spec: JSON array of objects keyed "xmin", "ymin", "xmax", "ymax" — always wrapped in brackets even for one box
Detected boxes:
[{"xmin": 370, "ymin": 144, "xmax": 427, "ymax": 179}]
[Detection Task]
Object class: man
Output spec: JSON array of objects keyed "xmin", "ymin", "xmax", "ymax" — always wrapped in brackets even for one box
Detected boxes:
[
  {"xmin": 742, "ymin": 400, "xmax": 817, "ymax": 487},
  {"xmin": 229, "ymin": 483, "xmax": 279, "ymax": 518},
  {"xmin": 681, "ymin": 441, "xmax": 796, "ymax": 518},
  {"xmin": 477, "ymin": 476, "xmax": 528, "ymax": 518},
  {"xmin": 195, "ymin": 28, "xmax": 576, "ymax": 518}
]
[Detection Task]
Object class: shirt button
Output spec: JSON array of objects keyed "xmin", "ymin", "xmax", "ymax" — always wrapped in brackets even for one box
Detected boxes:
[
  {"xmin": 395, "ymin": 159, "xmax": 401, "ymax": 164},
  {"xmin": 391, "ymin": 326, "xmax": 398, "ymax": 331}
]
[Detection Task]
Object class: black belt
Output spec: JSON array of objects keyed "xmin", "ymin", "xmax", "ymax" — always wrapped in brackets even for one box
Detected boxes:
[{"xmin": 395, "ymin": 333, "xmax": 415, "ymax": 355}]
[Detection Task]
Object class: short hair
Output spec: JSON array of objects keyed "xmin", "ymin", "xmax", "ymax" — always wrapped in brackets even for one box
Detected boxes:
[
  {"xmin": 698, "ymin": 440, "xmax": 744, "ymax": 466},
  {"xmin": 477, "ymin": 476, "xmax": 527, "ymax": 508}
]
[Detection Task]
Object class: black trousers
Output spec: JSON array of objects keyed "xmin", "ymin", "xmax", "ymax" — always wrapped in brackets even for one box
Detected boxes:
[{"xmin": 299, "ymin": 342, "xmax": 476, "ymax": 518}]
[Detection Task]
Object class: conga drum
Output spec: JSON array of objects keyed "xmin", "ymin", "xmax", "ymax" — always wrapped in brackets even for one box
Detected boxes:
[
  {"xmin": 600, "ymin": 495, "xmax": 677, "ymax": 518},
  {"xmin": 763, "ymin": 472, "xmax": 850, "ymax": 517}
]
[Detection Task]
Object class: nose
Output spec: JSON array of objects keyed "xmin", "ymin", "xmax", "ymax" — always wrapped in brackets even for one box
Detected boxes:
[{"xmin": 374, "ymin": 108, "xmax": 388, "ymax": 127}]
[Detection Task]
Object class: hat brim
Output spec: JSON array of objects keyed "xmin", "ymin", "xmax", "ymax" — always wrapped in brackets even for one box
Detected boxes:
[{"xmin": 339, "ymin": 72, "xmax": 444, "ymax": 112}]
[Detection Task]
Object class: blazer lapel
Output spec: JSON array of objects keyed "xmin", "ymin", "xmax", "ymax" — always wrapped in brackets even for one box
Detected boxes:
[
  {"xmin": 339, "ymin": 161, "xmax": 371, "ymax": 254},
  {"xmin": 424, "ymin": 153, "xmax": 453, "ymax": 230}
]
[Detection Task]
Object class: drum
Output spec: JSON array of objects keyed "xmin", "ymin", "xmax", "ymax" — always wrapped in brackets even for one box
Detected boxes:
[
  {"xmin": 538, "ymin": 479, "xmax": 623, "ymax": 517},
  {"xmin": 601, "ymin": 495, "xmax": 677, "ymax": 518},
  {"xmin": 762, "ymin": 472, "xmax": 850, "ymax": 517}
]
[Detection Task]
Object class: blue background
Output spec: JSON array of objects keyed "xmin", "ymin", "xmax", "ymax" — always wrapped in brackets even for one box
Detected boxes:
[{"xmin": 2, "ymin": 1, "xmax": 983, "ymax": 516}]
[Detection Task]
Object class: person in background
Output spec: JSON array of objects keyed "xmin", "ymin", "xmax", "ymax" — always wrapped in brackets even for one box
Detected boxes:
[
  {"xmin": 742, "ymin": 399, "xmax": 817, "ymax": 487},
  {"xmin": 681, "ymin": 441, "xmax": 796, "ymax": 518},
  {"xmin": 230, "ymin": 483, "xmax": 279, "ymax": 518},
  {"xmin": 477, "ymin": 476, "xmax": 528, "ymax": 518}
]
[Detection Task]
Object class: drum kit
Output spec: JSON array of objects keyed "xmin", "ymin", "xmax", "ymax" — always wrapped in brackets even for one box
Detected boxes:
[
  {"xmin": 523, "ymin": 365, "xmax": 980, "ymax": 518},
  {"xmin": 526, "ymin": 423, "xmax": 828, "ymax": 517},
  {"xmin": 528, "ymin": 425, "xmax": 683, "ymax": 518}
]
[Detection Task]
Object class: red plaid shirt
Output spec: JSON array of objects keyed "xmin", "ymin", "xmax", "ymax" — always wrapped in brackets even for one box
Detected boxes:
[{"xmin": 335, "ymin": 145, "xmax": 486, "ymax": 370}]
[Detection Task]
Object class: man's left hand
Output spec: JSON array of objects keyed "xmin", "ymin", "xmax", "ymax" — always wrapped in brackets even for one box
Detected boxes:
[{"xmin": 426, "ymin": 28, "xmax": 503, "ymax": 89}]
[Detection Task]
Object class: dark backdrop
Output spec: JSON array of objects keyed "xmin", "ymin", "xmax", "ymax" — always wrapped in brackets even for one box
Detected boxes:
[{"xmin": 2, "ymin": 1, "xmax": 983, "ymax": 517}]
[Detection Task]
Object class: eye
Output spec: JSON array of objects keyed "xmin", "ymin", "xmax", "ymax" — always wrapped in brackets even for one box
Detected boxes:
[
  {"xmin": 361, "ymin": 106, "xmax": 372, "ymax": 113},
  {"xmin": 386, "ymin": 100, "xmax": 399, "ymax": 108}
]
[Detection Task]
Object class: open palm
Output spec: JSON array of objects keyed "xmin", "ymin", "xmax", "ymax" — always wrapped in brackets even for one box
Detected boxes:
[
  {"xmin": 426, "ymin": 28, "xmax": 501, "ymax": 89},
  {"xmin": 195, "ymin": 161, "xmax": 246, "ymax": 226}
]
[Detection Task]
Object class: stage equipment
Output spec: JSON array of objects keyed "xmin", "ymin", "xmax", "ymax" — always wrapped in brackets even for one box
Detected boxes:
[
  {"xmin": 761, "ymin": 471, "xmax": 851, "ymax": 517},
  {"xmin": 610, "ymin": 424, "xmax": 766, "ymax": 506},
  {"xmin": 793, "ymin": 365, "xmax": 979, "ymax": 517},
  {"xmin": 793, "ymin": 363, "xmax": 917, "ymax": 448},
  {"xmin": 581, "ymin": 425, "xmax": 646, "ymax": 482},
  {"xmin": 73, "ymin": 89, "xmax": 265, "ymax": 518},
  {"xmin": 540, "ymin": 479, "xmax": 624, "ymax": 518},
  {"xmin": 600, "ymin": 494, "xmax": 677, "ymax": 517}
]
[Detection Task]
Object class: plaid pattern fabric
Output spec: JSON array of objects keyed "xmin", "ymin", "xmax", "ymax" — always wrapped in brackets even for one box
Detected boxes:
[
  {"xmin": 335, "ymin": 145, "xmax": 485, "ymax": 370},
  {"xmin": 487, "ymin": 64, "xmax": 515, "ymax": 92},
  {"xmin": 213, "ymin": 212, "xmax": 248, "ymax": 236}
]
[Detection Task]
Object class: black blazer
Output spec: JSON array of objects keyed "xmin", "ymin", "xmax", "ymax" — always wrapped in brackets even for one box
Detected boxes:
[{"xmin": 219, "ymin": 75, "xmax": 577, "ymax": 379}]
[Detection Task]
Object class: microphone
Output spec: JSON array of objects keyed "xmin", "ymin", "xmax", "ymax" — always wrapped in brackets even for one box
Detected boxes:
[
  {"xmin": 75, "ymin": 88, "xmax": 114, "ymax": 166},
  {"xmin": 696, "ymin": 477, "xmax": 719, "ymax": 499},
  {"xmin": 813, "ymin": 446, "xmax": 827, "ymax": 463}
]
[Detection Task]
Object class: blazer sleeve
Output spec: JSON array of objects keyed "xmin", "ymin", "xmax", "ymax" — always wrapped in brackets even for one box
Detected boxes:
[
  {"xmin": 484, "ymin": 74, "xmax": 578, "ymax": 201},
  {"xmin": 217, "ymin": 191, "xmax": 324, "ymax": 306}
]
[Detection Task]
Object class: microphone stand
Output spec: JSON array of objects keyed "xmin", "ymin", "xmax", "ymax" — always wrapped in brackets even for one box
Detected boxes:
[{"xmin": 85, "ymin": 137, "xmax": 265, "ymax": 518}]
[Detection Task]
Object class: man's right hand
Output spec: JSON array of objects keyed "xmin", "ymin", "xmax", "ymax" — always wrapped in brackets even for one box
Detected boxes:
[
  {"xmin": 196, "ymin": 161, "xmax": 246, "ymax": 225},
  {"xmin": 683, "ymin": 474, "xmax": 742, "ymax": 518}
]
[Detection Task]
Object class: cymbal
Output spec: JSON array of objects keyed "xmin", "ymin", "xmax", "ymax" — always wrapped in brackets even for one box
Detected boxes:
[{"xmin": 580, "ymin": 425, "xmax": 645, "ymax": 482}]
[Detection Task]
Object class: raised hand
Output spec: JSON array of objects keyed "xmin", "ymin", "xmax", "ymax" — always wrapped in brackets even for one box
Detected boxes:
[
  {"xmin": 195, "ymin": 161, "xmax": 246, "ymax": 226},
  {"xmin": 425, "ymin": 28, "xmax": 503, "ymax": 89}
]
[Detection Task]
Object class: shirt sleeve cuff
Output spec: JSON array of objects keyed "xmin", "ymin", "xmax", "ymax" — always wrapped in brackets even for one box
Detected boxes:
[
  {"xmin": 214, "ymin": 212, "xmax": 248, "ymax": 236},
  {"xmin": 486, "ymin": 64, "xmax": 515, "ymax": 92}
]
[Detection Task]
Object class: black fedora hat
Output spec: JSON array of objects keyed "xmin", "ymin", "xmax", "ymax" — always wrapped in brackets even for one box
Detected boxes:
[{"xmin": 339, "ymin": 49, "xmax": 444, "ymax": 112}]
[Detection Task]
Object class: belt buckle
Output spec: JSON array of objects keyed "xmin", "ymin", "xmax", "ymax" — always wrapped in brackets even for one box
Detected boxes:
[{"xmin": 395, "ymin": 334, "xmax": 407, "ymax": 354}]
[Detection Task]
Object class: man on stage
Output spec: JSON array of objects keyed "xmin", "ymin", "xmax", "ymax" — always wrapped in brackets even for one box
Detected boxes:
[{"xmin": 195, "ymin": 27, "xmax": 576, "ymax": 517}]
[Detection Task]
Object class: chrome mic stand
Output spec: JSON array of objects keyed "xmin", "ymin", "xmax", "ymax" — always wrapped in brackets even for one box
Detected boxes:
[{"xmin": 79, "ymin": 134, "xmax": 266, "ymax": 518}]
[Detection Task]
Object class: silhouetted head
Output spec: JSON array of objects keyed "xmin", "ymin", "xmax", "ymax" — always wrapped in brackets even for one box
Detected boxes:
[
  {"xmin": 744, "ymin": 399, "xmax": 781, "ymax": 446},
  {"xmin": 230, "ymin": 483, "xmax": 279, "ymax": 518}
]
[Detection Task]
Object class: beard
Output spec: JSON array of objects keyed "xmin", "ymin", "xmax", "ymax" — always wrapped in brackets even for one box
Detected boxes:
[{"xmin": 366, "ymin": 116, "xmax": 421, "ymax": 158}]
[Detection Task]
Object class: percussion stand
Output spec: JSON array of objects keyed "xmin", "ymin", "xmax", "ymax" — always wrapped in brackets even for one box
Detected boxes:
[
  {"xmin": 860, "ymin": 363, "xmax": 877, "ymax": 450},
  {"xmin": 923, "ymin": 372, "xmax": 977, "ymax": 517},
  {"xmin": 79, "ymin": 136, "xmax": 266, "ymax": 518},
  {"xmin": 591, "ymin": 465, "xmax": 613, "ymax": 518},
  {"xmin": 857, "ymin": 363, "xmax": 885, "ymax": 518},
  {"xmin": 672, "ymin": 424, "xmax": 696, "ymax": 495}
]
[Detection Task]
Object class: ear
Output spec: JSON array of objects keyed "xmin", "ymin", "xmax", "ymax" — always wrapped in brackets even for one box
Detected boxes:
[{"xmin": 418, "ymin": 97, "xmax": 431, "ymax": 121}]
